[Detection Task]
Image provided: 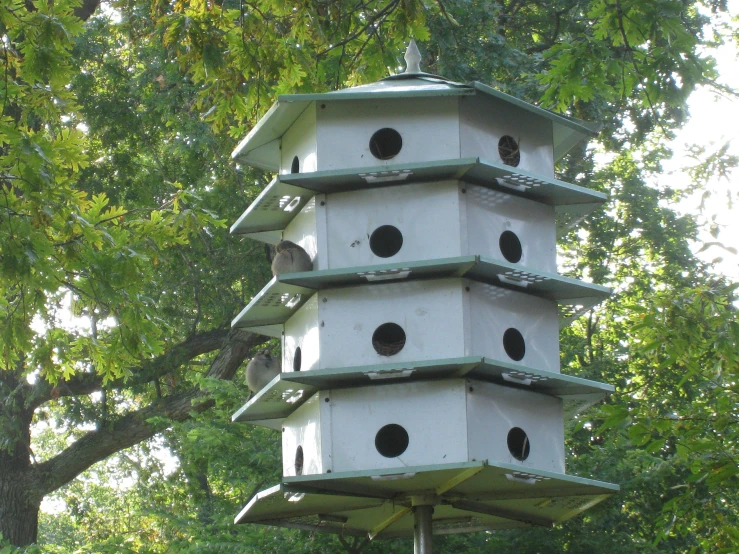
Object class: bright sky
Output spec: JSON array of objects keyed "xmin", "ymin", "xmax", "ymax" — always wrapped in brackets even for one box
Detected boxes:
[{"xmin": 665, "ymin": 13, "xmax": 739, "ymax": 281}]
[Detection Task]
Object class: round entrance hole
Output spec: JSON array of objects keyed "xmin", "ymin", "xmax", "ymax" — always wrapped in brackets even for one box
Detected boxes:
[
  {"xmin": 498, "ymin": 135, "xmax": 521, "ymax": 167},
  {"xmin": 290, "ymin": 156, "xmax": 300, "ymax": 173},
  {"xmin": 503, "ymin": 328, "xmax": 525, "ymax": 361},
  {"xmin": 375, "ymin": 424, "xmax": 409, "ymax": 458},
  {"xmin": 295, "ymin": 445, "xmax": 304, "ymax": 475},
  {"xmin": 507, "ymin": 427, "xmax": 530, "ymax": 461},
  {"xmin": 369, "ymin": 225, "xmax": 403, "ymax": 258},
  {"xmin": 369, "ymin": 128, "xmax": 403, "ymax": 160},
  {"xmin": 372, "ymin": 323, "xmax": 406, "ymax": 356},
  {"xmin": 499, "ymin": 230, "xmax": 522, "ymax": 263},
  {"xmin": 293, "ymin": 347, "xmax": 302, "ymax": 372}
]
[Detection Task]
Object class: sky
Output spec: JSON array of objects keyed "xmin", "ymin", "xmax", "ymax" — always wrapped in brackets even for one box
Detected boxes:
[{"xmin": 664, "ymin": 13, "xmax": 739, "ymax": 281}]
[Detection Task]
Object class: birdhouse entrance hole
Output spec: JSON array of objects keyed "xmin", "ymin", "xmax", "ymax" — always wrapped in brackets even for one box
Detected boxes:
[
  {"xmin": 369, "ymin": 225, "xmax": 403, "ymax": 258},
  {"xmin": 375, "ymin": 424, "xmax": 409, "ymax": 458},
  {"xmin": 503, "ymin": 328, "xmax": 526, "ymax": 361},
  {"xmin": 295, "ymin": 445, "xmax": 304, "ymax": 475},
  {"xmin": 291, "ymin": 156, "xmax": 300, "ymax": 173},
  {"xmin": 369, "ymin": 128, "xmax": 403, "ymax": 160},
  {"xmin": 372, "ymin": 323, "xmax": 406, "ymax": 356},
  {"xmin": 293, "ymin": 347, "xmax": 302, "ymax": 371},
  {"xmin": 507, "ymin": 427, "xmax": 530, "ymax": 460},
  {"xmin": 498, "ymin": 135, "xmax": 520, "ymax": 167},
  {"xmin": 499, "ymin": 230, "xmax": 522, "ymax": 263}
]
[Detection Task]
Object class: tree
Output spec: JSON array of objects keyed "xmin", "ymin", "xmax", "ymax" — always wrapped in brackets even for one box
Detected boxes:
[{"xmin": 1, "ymin": 0, "xmax": 737, "ymax": 549}]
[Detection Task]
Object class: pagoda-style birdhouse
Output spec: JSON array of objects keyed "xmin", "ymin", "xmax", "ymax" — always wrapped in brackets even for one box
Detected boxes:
[{"xmin": 230, "ymin": 42, "xmax": 617, "ymax": 542}]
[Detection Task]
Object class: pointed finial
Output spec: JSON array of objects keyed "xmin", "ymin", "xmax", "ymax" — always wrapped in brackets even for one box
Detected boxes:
[{"xmin": 404, "ymin": 40, "xmax": 422, "ymax": 74}]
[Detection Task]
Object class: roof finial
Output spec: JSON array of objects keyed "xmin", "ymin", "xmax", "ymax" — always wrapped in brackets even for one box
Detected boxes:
[{"xmin": 404, "ymin": 39, "xmax": 422, "ymax": 74}]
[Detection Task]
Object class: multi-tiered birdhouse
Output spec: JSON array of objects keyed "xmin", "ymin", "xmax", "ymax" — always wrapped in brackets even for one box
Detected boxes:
[{"xmin": 230, "ymin": 43, "xmax": 618, "ymax": 541}]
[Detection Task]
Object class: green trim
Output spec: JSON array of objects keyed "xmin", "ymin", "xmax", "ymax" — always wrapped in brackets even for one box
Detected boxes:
[
  {"xmin": 230, "ymin": 159, "xmax": 606, "ymax": 239},
  {"xmin": 230, "ymin": 257, "xmax": 610, "ymax": 333},
  {"xmin": 230, "ymin": 356, "xmax": 614, "ymax": 428}
]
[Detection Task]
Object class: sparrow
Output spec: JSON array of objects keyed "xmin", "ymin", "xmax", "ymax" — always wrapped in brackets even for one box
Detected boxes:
[
  {"xmin": 245, "ymin": 349, "xmax": 281, "ymax": 393},
  {"xmin": 271, "ymin": 240, "xmax": 313, "ymax": 276}
]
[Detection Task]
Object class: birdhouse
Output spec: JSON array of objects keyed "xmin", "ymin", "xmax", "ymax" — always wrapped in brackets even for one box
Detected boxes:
[{"xmin": 230, "ymin": 42, "xmax": 618, "ymax": 540}]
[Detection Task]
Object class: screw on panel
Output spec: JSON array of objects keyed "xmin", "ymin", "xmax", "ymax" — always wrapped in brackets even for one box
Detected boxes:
[
  {"xmin": 320, "ymin": 200, "xmax": 326, "ymax": 206},
  {"xmin": 469, "ymin": 386, "xmax": 474, "ymax": 392},
  {"xmin": 465, "ymin": 286, "xmax": 470, "ymax": 292},
  {"xmin": 324, "ymin": 397, "xmax": 330, "ymax": 403}
]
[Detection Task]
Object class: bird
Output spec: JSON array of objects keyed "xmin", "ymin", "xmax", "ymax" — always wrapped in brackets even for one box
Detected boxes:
[
  {"xmin": 245, "ymin": 349, "xmax": 281, "ymax": 394},
  {"xmin": 271, "ymin": 240, "xmax": 313, "ymax": 276}
]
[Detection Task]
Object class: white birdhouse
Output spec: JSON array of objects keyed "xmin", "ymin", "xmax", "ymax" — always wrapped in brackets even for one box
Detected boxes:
[{"xmin": 230, "ymin": 42, "xmax": 618, "ymax": 538}]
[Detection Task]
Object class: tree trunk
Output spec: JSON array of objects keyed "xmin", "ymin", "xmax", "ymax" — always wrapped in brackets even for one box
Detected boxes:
[{"xmin": 0, "ymin": 472, "xmax": 41, "ymax": 546}]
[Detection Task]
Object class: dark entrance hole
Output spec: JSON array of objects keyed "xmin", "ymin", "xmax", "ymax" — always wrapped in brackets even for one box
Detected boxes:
[
  {"xmin": 503, "ymin": 328, "xmax": 526, "ymax": 361},
  {"xmin": 369, "ymin": 128, "xmax": 403, "ymax": 160},
  {"xmin": 372, "ymin": 323, "xmax": 406, "ymax": 356},
  {"xmin": 293, "ymin": 347, "xmax": 302, "ymax": 372},
  {"xmin": 507, "ymin": 427, "xmax": 530, "ymax": 461},
  {"xmin": 375, "ymin": 424, "xmax": 409, "ymax": 458},
  {"xmin": 295, "ymin": 445, "xmax": 304, "ymax": 475},
  {"xmin": 499, "ymin": 230, "xmax": 522, "ymax": 263},
  {"xmin": 498, "ymin": 135, "xmax": 521, "ymax": 167},
  {"xmin": 369, "ymin": 225, "xmax": 403, "ymax": 258}
]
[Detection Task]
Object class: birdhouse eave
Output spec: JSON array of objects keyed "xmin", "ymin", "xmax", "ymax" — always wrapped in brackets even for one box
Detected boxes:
[
  {"xmin": 230, "ymin": 356, "xmax": 614, "ymax": 428},
  {"xmin": 229, "ymin": 162, "xmax": 607, "ymax": 239},
  {"xmin": 230, "ymin": 262, "xmax": 610, "ymax": 336},
  {"xmin": 232, "ymin": 80, "xmax": 600, "ymax": 171}
]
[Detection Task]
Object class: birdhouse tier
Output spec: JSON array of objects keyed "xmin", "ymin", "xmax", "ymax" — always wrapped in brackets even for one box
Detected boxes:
[
  {"xmin": 231, "ymin": 359, "xmax": 613, "ymax": 430},
  {"xmin": 281, "ymin": 379, "xmax": 567, "ymax": 476},
  {"xmin": 235, "ymin": 461, "xmax": 618, "ymax": 538},
  {"xmin": 230, "ymin": 161, "xmax": 606, "ymax": 243},
  {"xmin": 287, "ymin": 279, "xmax": 561, "ymax": 374},
  {"xmin": 232, "ymin": 77, "xmax": 599, "ymax": 173},
  {"xmin": 232, "ymin": 266, "xmax": 609, "ymax": 340}
]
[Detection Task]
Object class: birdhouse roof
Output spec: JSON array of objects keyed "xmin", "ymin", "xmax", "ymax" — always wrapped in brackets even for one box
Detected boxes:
[{"xmin": 232, "ymin": 74, "xmax": 600, "ymax": 170}]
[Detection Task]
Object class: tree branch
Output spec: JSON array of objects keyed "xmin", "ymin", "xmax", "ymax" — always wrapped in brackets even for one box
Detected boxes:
[
  {"xmin": 33, "ymin": 328, "xmax": 261, "ymax": 498},
  {"xmin": 25, "ymin": 328, "xmax": 233, "ymax": 411},
  {"xmin": 74, "ymin": 0, "xmax": 101, "ymax": 21}
]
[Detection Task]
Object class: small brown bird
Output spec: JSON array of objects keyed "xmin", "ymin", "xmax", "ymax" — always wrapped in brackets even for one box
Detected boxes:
[
  {"xmin": 245, "ymin": 349, "xmax": 281, "ymax": 393},
  {"xmin": 271, "ymin": 240, "xmax": 313, "ymax": 276}
]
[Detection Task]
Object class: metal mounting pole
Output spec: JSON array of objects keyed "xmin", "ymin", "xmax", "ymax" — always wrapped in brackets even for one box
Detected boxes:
[{"xmin": 413, "ymin": 505, "xmax": 434, "ymax": 554}]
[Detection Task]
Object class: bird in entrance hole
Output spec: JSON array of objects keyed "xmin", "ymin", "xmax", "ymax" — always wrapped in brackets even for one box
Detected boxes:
[
  {"xmin": 245, "ymin": 349, "xmax": 281, "ymax": 394},
  {"xmin": 271, "ymin": 240, "xmax": 313, "ymax": 276}
]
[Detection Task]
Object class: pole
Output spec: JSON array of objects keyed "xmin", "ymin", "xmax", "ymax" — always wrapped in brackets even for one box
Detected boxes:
[{"xmin": 413, "ymin": 504, "xmax": 434, "ymax": 554}]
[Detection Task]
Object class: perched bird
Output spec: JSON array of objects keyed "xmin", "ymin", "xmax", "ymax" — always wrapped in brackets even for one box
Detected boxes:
[
  {"xmin": 245, "ymin": 349, "xmax": 281, "ymax": 393},
  {"xmin": 271, "ymin": 240, "xmax": 313, "ymax": 276}
]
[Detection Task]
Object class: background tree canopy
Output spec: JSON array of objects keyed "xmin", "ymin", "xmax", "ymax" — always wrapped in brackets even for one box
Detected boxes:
[{"xmin": 1, "ymin": 0, "xmax": 737, "ymax": 551}]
